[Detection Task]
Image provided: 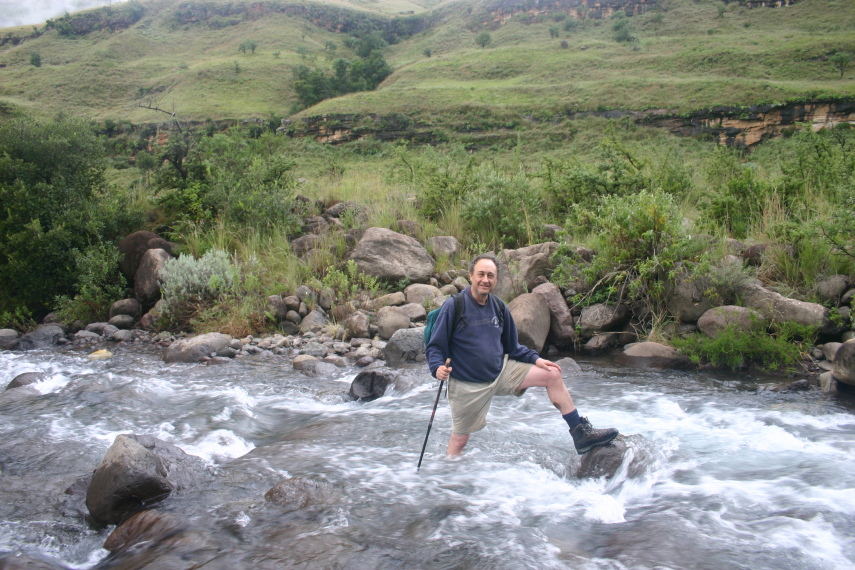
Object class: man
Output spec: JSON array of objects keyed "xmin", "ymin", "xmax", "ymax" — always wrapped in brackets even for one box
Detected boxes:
[{"xmin": 425, "ymin": 253, "xmax": 618, "ymax": 457}]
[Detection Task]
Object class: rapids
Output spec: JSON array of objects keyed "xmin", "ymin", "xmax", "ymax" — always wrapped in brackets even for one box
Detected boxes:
[{"xmin": 1, "ymin": 346, "xmax": 854, "ymax": 569}]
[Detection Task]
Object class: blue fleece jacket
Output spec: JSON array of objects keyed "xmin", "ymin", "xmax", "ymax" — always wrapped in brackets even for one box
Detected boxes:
[{"xmin": 425, "ymin": 287, "xmax": 539, "ymax": 383}]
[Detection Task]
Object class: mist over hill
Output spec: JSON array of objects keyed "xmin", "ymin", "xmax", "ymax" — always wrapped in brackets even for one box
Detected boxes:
[{"xmin": 0, "ymin": 0, "xmax": 120, "ymax": 28}]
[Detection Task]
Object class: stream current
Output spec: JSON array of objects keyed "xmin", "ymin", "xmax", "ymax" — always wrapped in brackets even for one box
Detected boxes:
[{"xmin": 1, "ymin": 346, "xmax": 854, "ymax": 569}]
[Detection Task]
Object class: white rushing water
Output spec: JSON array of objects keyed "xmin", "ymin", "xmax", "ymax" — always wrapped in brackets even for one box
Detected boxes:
[{"xmin": 1, "ymin": 347, "xmax": 854, "ymax": 569}]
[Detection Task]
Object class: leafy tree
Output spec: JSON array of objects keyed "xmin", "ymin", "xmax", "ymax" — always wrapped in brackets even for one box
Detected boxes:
[
  {"xmin": 475, "ymin": 31, "xmax": 491, "ymax": 49},
  {"xmin": 29, "ymin": 52, "xmax": 41, "ymax": 67},
  {"xmin": 0, "ymin": 116, "xmax": 142, "ymax": 314},
  {"xmin": 717, "ymin": 3, "xmax": 727, "ymax": 18},
  {"xmin": 423, "ymin": 47, "xmax": 432, "ymax": 57},
  {"xmin": 612, "ymin": 11, "xmax": 635, "ymax": 43},
  {"xmin": 830, "ymin": 51, "xmax": 851, "ymax": 79},
  {"xmin": 549, "ymin": 26, "xmax": 560, "ymax": 39}
]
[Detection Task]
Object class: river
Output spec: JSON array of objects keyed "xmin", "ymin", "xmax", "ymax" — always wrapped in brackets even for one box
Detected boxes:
[{"xmin": 1, "ymin": 345, "xmax": 854, "ymax": 569}]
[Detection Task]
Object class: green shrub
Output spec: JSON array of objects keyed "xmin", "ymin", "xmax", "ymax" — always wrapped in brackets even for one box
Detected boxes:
[
  {"xmin": 673, "ymin": 320, "xmax": 817, "ymax": 372},
  {"xmin": 158, "ymin": 249, "xmax": 239, "ymax": 329},
  {"xmin": 321, "ymin": 259, "xmax": 381, "ymax": 304},
  {"xmin": 29, "ymin": 52, "xmax": 41, "ymax": 67},
  {"xmin": 55, "ymin": 244, "xmax": 126, "ymax": 323}
]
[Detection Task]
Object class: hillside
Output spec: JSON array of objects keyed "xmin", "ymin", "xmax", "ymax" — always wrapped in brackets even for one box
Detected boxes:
[{"xmin": 0, "ymin": 0, "xmax": 853, "ymax": 128}]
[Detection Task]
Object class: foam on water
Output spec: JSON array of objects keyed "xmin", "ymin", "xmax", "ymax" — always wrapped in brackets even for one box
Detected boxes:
[{"xmin": 179, "ymin": 428, "xmax": 255, "ymax": 464}]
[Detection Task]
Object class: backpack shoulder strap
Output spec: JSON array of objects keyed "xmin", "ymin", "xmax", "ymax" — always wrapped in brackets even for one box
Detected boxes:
[{"xmin": 452, "ymin": 292, "xmax": 466, "ymax": 329}]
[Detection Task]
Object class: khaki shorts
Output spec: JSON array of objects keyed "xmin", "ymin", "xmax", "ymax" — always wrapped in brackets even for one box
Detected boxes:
[{"xmin": 447, "ymin": 355, "xmax": 533, "ymax": 435}]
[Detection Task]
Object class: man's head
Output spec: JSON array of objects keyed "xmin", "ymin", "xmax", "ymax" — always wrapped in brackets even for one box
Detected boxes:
[{"xmin": 468, "ymin": 253, "xmax": 499, "ymax": 300}]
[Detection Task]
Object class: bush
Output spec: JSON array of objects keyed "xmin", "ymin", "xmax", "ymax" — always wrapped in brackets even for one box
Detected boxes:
[
  {"xmin": 55, "ymin": 244, "xmax": 126, "ymax": 323},
  {"xmin": 158, "ymin": 249, "xmax": 239, "ymax": 329},
  {"xmin": 29, "ymin": 52, "xmax": 41, "ymax": 67},
  {"xmin": 673, "ymin": 320, "xmax": 817, "ymax": 372}
]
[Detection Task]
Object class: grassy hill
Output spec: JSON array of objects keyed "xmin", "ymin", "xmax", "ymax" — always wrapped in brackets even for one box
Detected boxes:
[{"xmin": 0, "ymin": 0, "xmax": 852, "ymax": 126}]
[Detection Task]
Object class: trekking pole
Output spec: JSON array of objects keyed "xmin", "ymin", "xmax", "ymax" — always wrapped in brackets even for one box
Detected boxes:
[{"xmin": 417, "ymin": 358, "xmax": 450, "ymax": 472}]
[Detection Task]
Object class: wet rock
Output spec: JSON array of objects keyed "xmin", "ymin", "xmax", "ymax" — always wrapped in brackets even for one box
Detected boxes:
[
  {"xmin": 6, "ymin": 371, "xmax": 46, "ymax": 391},
  {"xmin": 87, "ymin": 349, "xmax": 113, "ymax": 360},
  {"xmin": 111, "ymin": 329, "xmax": 135, "ymax": 342},
  {"xmin": 0, "ymin": 328, "xmax": 20, "ymax": 350},
  {"xmin": 86, "ymin": 434, "xmax": 208, "ymax": 526},
  {"xmin": 765, "ymin": 379, "xmax": 813, "ymax": 393},
  {"xmin": 293, "ymin": 354, "xmax": 318, "ymax": 370},
  {"xmin": 11, "ymin": 325, "xmax": 66, "ymax": 351},
  {"xmin": 619, "ymin": 342, "xmax": 691, "ymax": 369},
  {"xmin": 576, "ymin": 434, "xmax": 652, "ymax": 480},
  {"xmin": 831, "ymin": 339, "xmax": 855, "ymax": 386},
  {"xmin": 163, "ymin": 332, "xmax": 232, "ymax": 363},
  {"xmin": 264, "ymin": 477, "xmax": 340, "ymax": 509},
  {"xmin": 103, "ymin": 509, "xmax": 185, "ymax": 553},
  {"xmin": 583, "ymin": 333, "xmax": 619, "ymax": 354},
  {"xmin": 108, "ymin": 314, "xmax": 135, "ymax": 329},
  {"xmin": 301, "ymin": 342, "xmax": 330, "ymax": 358},
  {"xmin": 554, "ymin": 357, "xmax": 582, "ymax": 376},
  {"xmin": 109, "ymin": 298, "xmax": 142, "ymax": 320},
  {"xmin": 508, "ymin": 293, "xmax": 550, "ymax": 353},
  {"xmin": 385, "ymin": 328, "xmax": 426, "ymax": 367},
  {"xmin": 0, "ymin": 551, "xmax": 69, "ymax": 569},
  {"xmin": 349, "ymin": 368, "xmax": 399, "ymax": 401}
]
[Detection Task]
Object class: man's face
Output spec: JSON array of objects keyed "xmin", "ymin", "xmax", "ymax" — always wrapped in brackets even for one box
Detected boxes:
[{"xmin": 470, "ymin": 259, "xmax": 498, "ymax": 296}]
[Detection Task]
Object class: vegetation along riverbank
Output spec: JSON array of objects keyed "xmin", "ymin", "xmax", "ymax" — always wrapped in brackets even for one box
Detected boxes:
[{"xmin": 1, "ymin": 0, "xmax": 855, "ymax": 388}]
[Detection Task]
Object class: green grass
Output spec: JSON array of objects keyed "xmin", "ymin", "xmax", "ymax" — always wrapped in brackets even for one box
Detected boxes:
[{"xmin": 0, "ymin": 0, "xmax": 852, "ymax": 124}]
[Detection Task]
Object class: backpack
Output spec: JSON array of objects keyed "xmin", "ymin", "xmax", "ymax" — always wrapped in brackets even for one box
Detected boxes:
[{"xmin": 423, "ymin": 292, "xmax": 505, "ymax": 345}]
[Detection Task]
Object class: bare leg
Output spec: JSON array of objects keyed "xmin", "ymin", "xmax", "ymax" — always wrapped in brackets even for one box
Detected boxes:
[
  {"xmin": 516, "ymin": 362, "xmax": 575, "ymax": 415},
  {"xmin": 447, "ymin": 433, "xmax": 470, "ymax": 457}
]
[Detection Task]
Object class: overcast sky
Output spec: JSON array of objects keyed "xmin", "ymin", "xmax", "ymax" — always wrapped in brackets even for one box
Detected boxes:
[{"xmin": 0, "ymin": 1, "xmax": 126, "ymax": 29}]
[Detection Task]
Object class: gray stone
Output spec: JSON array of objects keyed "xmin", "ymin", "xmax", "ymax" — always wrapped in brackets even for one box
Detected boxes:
[
  {"xmin": 109, "ymin": 298, "xmax": 142, "ymax": 320},
  {"xmin": 831, "ymin": 339, "xmax": 855, "ymax": 386},
  {"xmin": 108, "ymin": 314, "xmax": 135, "ymax": 329},
  {"xmin": 620, "ymin": 342, "xmax": 691, "ymax": 369},
  {"xmin": 426, "ymin": 236, "xmax": 460, "ymax": 258},
  {"xmin": 134, "ymin": 248, "xmax": 171, "ymax": 306},
  {"xmin": 576, "ymin": 435, "xmax": 653, "ymax": 480},
  {"xmin": 742, "ymin": 283, "xmax": 842, "ymax": 335},
  {"xmin": 349, "ymin": 227, "xmax": 435, "ymax": 283},
  {"xmin": 508, "ymin": 293, "xmax": 550, "ymax": 353},
  {"xmin": 86, "ymin": 322, "xmax": 119, "ymax": 337},
  {"xmin": 11, "ymin": 325, "xmax": 66, "ymax": 351},
  {"xmin": 163, "ymin": 333, "xmax": 232, "ymax": 363},
  {"xmin": 579, "ymin": 304, "xmax": 630, "ymax": 337},
  {"xmin": 265, "ymin": 477, "xmax": 340, "ymax": 509},
  {"xmin": 299, "ymin": 309, "xmax": 329, "ymax": 334},
  {"xmin": 495, "ymin": 242, "xmax": 560, "ymax": 299},
  {"xmin": 345, "ymin": 311, "xmax": 370, "ymax": 339},
  {"xmin": 293, "ymin": 354, "xmax": 318, "ymax": 370},
  {"xmin": 583, "ymin": 333, "xmax": 619, "ymax": 353},
  {"xmin": 697, "ymin": 305, "xmax": 764, "ymax": 339},
  {"xmin": 385, "ymin": 328, "xmax": 426, "ymax": 367},
  {"xmin": 301, "ymin": 342, "xmax": 330, "ymax": 358},
  {"xmin": 75, "ymin": 330, "xmax": 101, "ymax": 340},
  {"xmin": 398, "ymin": 302, "xmax": 427, "ymax": 322},
  {"xmin": 0, "ymin": 328, "xmax": 19, "ymax": 350},
  {"xmin": 111, "ymin": 329, "xmax": 135, "ymax": 342},
  {"xmin": 118, "ymin": 231, "xmax": 175, "ymax": 282},
  {"xmin": 531, "ymin": 282, "xmax": 576, "ymax": 349},
  {"xmin": 266, "ymin": 295, "xmax": 290, "ymax": 321},
  {"xmin": 369, "ymin": 291, "xmax": 406, "ymax": 310},
  {"xmin": 815, "ymin": 275, "xmax": 848, "ymax": 305},
  {"xmin": 665, "ymin": 274, "xmax": 715, "ymax": 323},
  {"xmin": 349, "ymin": 368, "xmax": 400, "ymax": 401},
  {"xmin": 86, "ymin": 434, "xmax": 208, "ymax": 526},
  {"xmin": 376, "ymin": 306, "xmax": 411, "ymax": 340},
  {"xmin": 404, "ymin": 283, "xmax": 442, "ymax": 306},
  {"xmin": 319, "ymin": 288, "xmax": 336, "ymax": 311},
  {"xmin": 6, "ymin": 371, "xmax": 46, "ymax": 391},
  {"xmin": 821, "ymin": 342, "xmax": 843, "ymax": 361}
]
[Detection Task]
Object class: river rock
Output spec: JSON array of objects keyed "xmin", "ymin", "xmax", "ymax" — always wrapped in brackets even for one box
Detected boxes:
[
  {"xmin": 385, "ymin": 328, "xmax": 426, "ymax": 367},
  {"xmin": 697, "ymin": 305, "xmax": 764, "ymax": 338},
  {"xmin": 163, "ymin": 332, "xmax": 232, "ymax": 363},
  {"xmin": 6, "ymin": 371, "xmax": 46, "ymax": 391},
  {"xmin": 344, "ymin": 311, "xmax": 370, "ymax": 339},
  {"xmin": 300, "ymin": 342, "xmax": 329, "ymax": 358},
  {"xmin": 619, "ymin": 342, "xmax": 691, "ymax": 369},
  {"xmin": 494, "ymin": 242, "xmax": 559, "ymax": 298},
  {"xmin": 398, "ymin": 303, "xmax": 427, "ymax": 321},
  {"xmin": 578, "ymin": 304, "xmax": 630, "ymax": 337},
  {"xmin": 831, "ymin": 340, "xmax": 855, "ymax": 385},
  {"xmin": 404, "ymin": 283, "xmax": 442, "ymax": 306},
  {"xmin": 108, "ymin": 314, "xmax": 135, "ymax": 329},
  {"xmin": 0, "ymin": 551, "xmax": 69, "ymax": 569},
  {"xmin": 266, "ymin": 295, "xmax": 290, "ymax": 321},
  {"xmin": 86, "ymin": 434, "xmax": 208, "ymax": 526},
  {"xmin": 118, "ymin": 231, "xmax": 175, "ymax": 282},
  {"xmin": 508, "ymin": 293, "xmax": 550, "ymax": 353},
  {"xmin": 349, "ymin": 368, "xmax": 399, "ymax": 401},
  {"xmin": 86, "ymin": 322, "xmax": 119, "ymax": 337},
  {"xmin": 109, "ymin": 298, "xmax": 142, "ymax": 320},
  {"xmin": 426, "ymin": 236, "xmax": 460, "ymax": 258},
  {"xmin": 531, "ymin": 282, "xmax": 576, "ymax": 348},
  {"xmin": 576, "ymin": 434, "xmax": 652, "ymax": 480},
  {"xmin": 134, "ymin": 248, "xmax": 172, "ymax": 306},
  {"xmin": 299, "ymin": 309, "xmax": 329, "ymax": 334},
  {"xmin": 264, "ymin": 477, "xmax": 340, "ymax": 510},
  {"xmin": 742, "ymin": 283, "xmax": 842, "ymax": 335},
  {"xmin": 293, "ymin": 354, "xmax": 318, "ymax": 370},
  {"xmin": 0, "ymin": 328, "xmax": 20, "ymax": 350},
  {"xmin": 376, "ymin": 306, "xmax": 411, "ymax": 340},
  {"xmin": 583, "ymin": 333, "xmax": 619, "ymax": 353},
  {"xmin": 103, "ymin": 509, "xmax": 185, "ymax": 553},
  {"xmin": 815, "ymin": 275, "xmax": 848, "ymax": 305},
  {"xmin": 554, "ymin": 357, "xmax": 582, "ymax": 376},
  {"xmin": 349, "ymin": 227, "xmax": 435, "ymax": 283},
  {"xmin": 11, "ymin": 325, "xmax": 66, "ymax": 351},
  {"xmin": 821, "ymin": 342, "xmax": 842, "ymax": 361},
  {"xmin": 665, "ymin": 273, "xmax": 715, "ymax": 323}
]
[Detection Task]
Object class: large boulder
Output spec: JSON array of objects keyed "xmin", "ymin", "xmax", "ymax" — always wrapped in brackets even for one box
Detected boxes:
[
  {"xmin": 815, "ymin": 275, "xmax": 848, "ymax": 305},
  {"xmin": 163, "ymin": 332, "xmax": 232, "ymax": 363},
  {"xmin": 10, "ymin": 325, "xmax": 65, "ymax": 351},
  {"xmin": 426, "ymin": 236, "xmax": 460, "ymax": 259},
  {"xmin": 494, "ymin": 242, "xmax": 559, "ymax": 298},
  {"xmin": 619, "ymin": 342, "xmax": 691, "ymax": 369},
  {"xmin": 831, "ymin": 339, "xmax": 855, "ymax": 386},
  {"xmin": 134, "ymin": 248, "xmax": 172, "ymax": 306},
  {"xmin": 86, "ymin": 434, "xmax": 208, "ymax": 526},
  {"xmin": 349, "ymin": 368, "xmax": 400, "ymax": 401},
  {"xmin": 531, "ymin": 282, "xmax": 576, "ymax": 348},
  {"xmin": 299, "ymin": 308, "xmax": 329, "ymax": 334},
  {"xmin": 103, "ymin": 509, "xmax": 185, "ymax": 554},
  {"xmin": 385, "ymin": 328, "xmax": 426, "ymax": 367},
  {"xmin": 118, "ymin": 231, "xmax": 175, "ymax": 282},
  {"xmin": 507, "ymin": 293, "xmax": 550, "ymax": 353},
  {"xmin": 578, "ymin": 304, "xmax": 630, "ymax": 338},
  {"xmin": 344, "ymin": 311, "xmax": 370, "ymax": 339},
  {"xmin": 376, "ymin": 306, "xmax": 411, "ymax": 340},
  {"xmin": 697, "ymin": 306, "xmax": 764, "ymax": 339},
  {"xmin": 349, "ymin": 227, "xmax": 435, "ymax": 283},
  {"xmin": 109, "ymin": 298, "xmax": 142, "ymax": 320},
  {"xmin": 742, "ymin": 283, "xmax": 843, "ymax": 334}
]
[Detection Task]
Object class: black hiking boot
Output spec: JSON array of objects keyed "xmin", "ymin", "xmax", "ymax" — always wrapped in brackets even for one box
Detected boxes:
[{"xmin": 570, "ymin": 417, "xmax": 619, "ymax": 454}]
